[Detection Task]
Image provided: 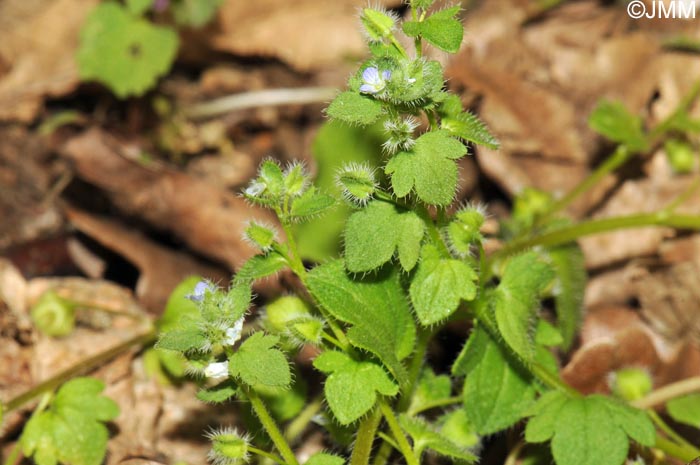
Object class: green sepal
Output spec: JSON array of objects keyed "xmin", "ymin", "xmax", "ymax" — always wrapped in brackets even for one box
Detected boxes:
[
  {"xmin": 259, "ymin": 160, "xmax": 285, "ymax": 197},
  {"xmin": 398, "ymin": 414, "xmax": 477, "ymax": 463},
  {"xmin": 314, "ymin": 351, "xmax": 398, "ymax": 425},
  {"xmin": 494, "ymin": 251, "xmax": 555, "ymax": 362},
  {"xmin": 344, "ymin": 200, "xmax": 424, "ymax": 272},
  {"xmin": 235, "ymin": 253, "xmax": 287, "ymax": 283},
  {"xmin": 409, "ymin": 245, "xmax": 477, "ymax": 325},
  {"xmin": 289, "ymin": 187, "xmax": 336, "ymax": 220},
  {"xmin": 360, "ymin": 8, "xmax": 396, "ymax": 40},
  {"xmin": 77, "ymin": 2, "xmax": 179, "ymax": 98},
  {"xmin": 229, "ymin": 333, "xmax": 291, "ymax": 389},
  {"xmin": 196, "ymin": 379, "xmax": 239, "ymax": 404},
  {"xmin": 588, "ymin": 100, "xmax": 649, "ymax": 152},
  {"xmin": 327, "ymin": 92, "xmax": 384, "ymax": 126},
  {"xmin": 403, "ymin": 7, "xmax": 463, "ymax": 53},
  {"xmin": 453, "ymin": 324, "xmax": 536, "ymax": 435},
  {"xmin": 441, "ymin": 111, "xmax": 499, "ymax": 149}
]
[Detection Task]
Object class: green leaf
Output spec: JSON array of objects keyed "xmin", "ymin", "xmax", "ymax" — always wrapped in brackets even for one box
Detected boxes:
[
  {"xmin": 306, "ymin": 260, "xmax": 415, "ymax": 385},
  {"xmin": 525, "ymin": 393, "xmax": 655, "ymax": 465},
  {"xmin": 494, "ymin": 251, "xmax": 555, "ymax": 362},
  {"xmin": 399, "ymin": 415, "xmax": 477, "ymax": 463},
  {"xmin": 534, "ymin": 320, "xmax": 563, "ymax": 347},
  {"xmin": 546, "ymin": 245, "xmax": 586, "ymax": 350},
  {"xmin": 305, "ymin": 453, "xmax": 345, "ymax": 465},
  {"xmin": 156, "ymin": 327, "xmax": 208, "ymax": 353},
  {"xmin": 171, "ymin": 0, "xmax": 224, "ymax": 27},
  {"xmin": 327, "ymin": 92, "xmax": 384, "ymax": 126},
  {"xmin": 667, "ymin": 393, "xmax": 700, "ymax": 428},
  {"xmin": 454, "ymin": 325, "xmax": 536, "ymax": 435},
  {"xmin": 289, "ymin": 188, "xmax": 336, "ymax": 220},
  {"xmin": 235, "ymin": 253, "xmax": 287, "ymax": 283},
  {"xmin": 403, "ymin": 7, "xmax": 463, "ymax": 53},
  {"xmin": 229, "ymin": 333, "xmax": 290, "ymax": 389},
  {"xmin": 438, "ymin": 409, "xmax": 480, "ymax": 449},
  {"xmin": 314, "ymin": 351, "xmax": 397, "ymax": 425},
  {"xmin": 126, "ymin": 0, "xmax": 153, "ymax": 15},
  {"xmin": 408, "ymin": 368, "xmax": 452, "ymax": 415},
  {"xmin": 21, "ymin": 378, "xmax": 119, "ymax": 465},
  {"xmin": 77, "ymin": 2, "xmax": 179, "ymax": 98},
  {"xmin": 409, "ymin": 245, "xmax": 477, "ymax": 325},
  {"xmin": 344, "ymin": 200, "xmax": 424, "ymax": 272},
  {"xmin": 588, "ymin": 100, "xmax": 649, "ymax": 152},
  {"xmin": 197, "ymin": 380, "xmax": 238, "ymax": 404},
  {"xmin": 441, "ymin": 111, "xmax": 499, "ymax": 149},
  {"xmin": 293, "ymin": 121, "xmax": 385, "ymax": 261},
  {"xmin": 385, "ymin": 130, "xmax": 467, "ymax": 205}
]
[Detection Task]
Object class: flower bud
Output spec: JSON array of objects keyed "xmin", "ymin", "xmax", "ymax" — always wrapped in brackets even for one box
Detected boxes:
[
  {"xmin": 360, "ymin": 8, "xmax": 397, "ymax": 41},
  {"xmin": 665, "ymin": 139, "xmax": 696, "ymax": 174},
  {"xmin": 283, "ymin": 162, "xmax": 308, "ymax": 197},
  {"xmin": 206, "ymin": 427, "xmax": 250, "ymax": 465},
  {"xmin": 31, "ymin": 291, "xmax": 75, "ymax": 337},
  {"xmin": 610, "ymin": 367, "xmax": 652, "ymax": 401},
  {"xmin": 335, "ymin": 162, "xmax": 377, "ymax": 205},
  {"xmin": 244, "ymin": 221, "xmax": 277, "ymax": 252},
  {"xmin": 383, "ymin": 117, "xmax": 418, "ymax": 154}
]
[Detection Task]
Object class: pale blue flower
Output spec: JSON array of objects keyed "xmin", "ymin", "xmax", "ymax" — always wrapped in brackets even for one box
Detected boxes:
[
  {"xmin": 187, "ymin": 280, "xmax": 216, "ymax": 302},
  {"xmin": 244, "ymin": 181, "xmax": 266, "ymax": 197},
  {"xmin": 360, "ymin": 67, "xmax": 391, "ymax": 94}
]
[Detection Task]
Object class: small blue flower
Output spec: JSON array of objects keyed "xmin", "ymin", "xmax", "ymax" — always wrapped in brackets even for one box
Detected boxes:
[
  {"xmin": 360, "ymin": 67, "xmax": 391, "ymax": 94},
  {"xmin": 187, "ymin": 280, "xmax": 216, "ymax": 302}
]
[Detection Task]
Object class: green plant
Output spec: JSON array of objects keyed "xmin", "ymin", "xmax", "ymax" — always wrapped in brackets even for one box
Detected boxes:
[
  {"xmin": 77, "ymin": 0, "xmax": 222, "ymax": 98},
  {"xmin": 6, "ymin": 2, "xmax": 700, "ymax": 465}
]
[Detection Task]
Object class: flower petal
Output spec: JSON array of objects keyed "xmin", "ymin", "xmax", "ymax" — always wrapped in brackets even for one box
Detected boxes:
[{"xmin": 362, "ymin": 66, "xmax": 380, "ymax": 85}]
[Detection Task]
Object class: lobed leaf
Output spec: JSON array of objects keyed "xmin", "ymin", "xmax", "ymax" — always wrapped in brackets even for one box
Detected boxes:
[
  {"xmin": 229, "ymin": 333, "xmax": 291, "ymax": 388},
  {"xmin": 314, "ymin": 351, "xmax": 397, "ymax": 425},
  {"xmin": 344, "ymin": 200, "xmax": 424, "ymax": 272},
  {"xmin": 327, "ymin": 92, "xmax": 384, "ymax": 126},
  {"xmin": 403, "ymin": 7, "xmax": 464, "ymax": 53}
]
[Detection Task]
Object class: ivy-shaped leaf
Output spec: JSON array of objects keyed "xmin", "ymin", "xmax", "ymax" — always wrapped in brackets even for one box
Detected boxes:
[
  {"xmin": 21, "ymin": 378, "xmax": 119, "ymax": 465},
  {"xmin": 546, "ymin": 245, "xmax": 586, "ymax": 350},
  {"xmin": 453, "ymin": 324, "xmax": 535, "ymax": 435},
  {"xmin": 399, "ymin": 415, "xmax": 477, "ymax": 463},
  {"xmin": 229, "ymin": 333, "xmax": 291, "ymax": 389},
  {"xmin": 494, "ymin": 251, "xmax": 555, "ymax": 362},
  {"xmin": 385, "ymin": 130, "xmax": 467, "ymax": 205},
  {"xmin": 402, "ymin": 7, "xmax": 464, "ymax": 53},
  {"xmin": 409, "ymin": 245, "xmax": 477, "ymax": 325},
  {"xmin": 307, "ymin": 260, "xmax": 415, "ymax": 385},
  {"xmin": 327, "ymin": 92, "xmax": 384, "ymax": 126},
  {"xmin": 344, "ymin": 200, "xmax": 424, "ymax": 272},
  {"xmin": 77, "ymin": 2, "xmax": 179, "ymax": 98},
  {"xmin": 588, "ymin": 100, "xmax": 649, "ymax": 152},
  {"xmin": 525, "ymin": 392, "xmax": 655, "ymax": 465},
  {"xmin": 314, "ymin": 351, "xmax": 398, "ymax": 425}
]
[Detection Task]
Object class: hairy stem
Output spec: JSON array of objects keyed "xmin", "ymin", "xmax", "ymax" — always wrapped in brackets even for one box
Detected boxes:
[
  {"xmin": 350, "ymin": 406, "xmax": 382, "ymax": 465},
  {"xmin": 3, "ymin": 326, "xmax": 155, "ymax": 413},
  {"xmin": 243, "ymin": 385, "xmax": 300, "ymax": 465},
  {"xmin": 408, "ymin": 396, "xmax": 461, "ymax": 417},
  {"xmin": 378, "ymin": 401, "xmax": 420, "ymax": 465}
]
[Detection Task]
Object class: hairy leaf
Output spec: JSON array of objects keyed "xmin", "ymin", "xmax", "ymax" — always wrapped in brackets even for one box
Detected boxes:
[
  {"xmin": 408, "ymin": 368, "xmax": 452, "ymax": 415},
  {"xmin": 546, "ymin": 245, "xmax": 586, "ymax": 350},
  {"xmin": 307, "ymin": 260, "xmax": 415, "ymax": 385},
  {"xmin": 454, "ymin": 325, "xmax": 535, "ymax": 434},
  {"xmin": 410, "ymin": 245, "xmax": 477, "ymax": 325},
  {"xmin": 494, "ymin": 252, "xmax": 555, "ymax": 362},
  {"xmin": 289, "ymin": 188, "xmax": 336, "ymax": 220},
  {"xmin": 385, "ymin": 130, "xmax": 467, "ymax": 205},
  {"xmin": 441, "ymin": 111, "xmax": 499, "ymax": 149},
  {"xmin": 403, "ymin": 7, "xmax": 463, "ymax": 53},
  {"xmin": 78, "ymin": 2, "xmax": 178, "ymax": 98},
  {"xmin": 314, "ymin": 351, "xmax": 397, "ymax": 425},
  {"xmin": 526, "ymin": 393, "xmax": 654, "ymax": 465},
  {"xmin": 235, "ymin": 253, "xmax": 287, "ymax": 283},
  {"xmin": 327, "ymin": 92, "xmax": 384, "ymax": 126},
  {"xmin": 345, "ymin": 200, "xmax": 424, "ymax": 272},
  {"xmin": 229, "ymin": 333, "xmax": 291, "ymax": 388},
  {"xmin": 197, "ymin": 380, "xmax": 238, "ymax": 404}
]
